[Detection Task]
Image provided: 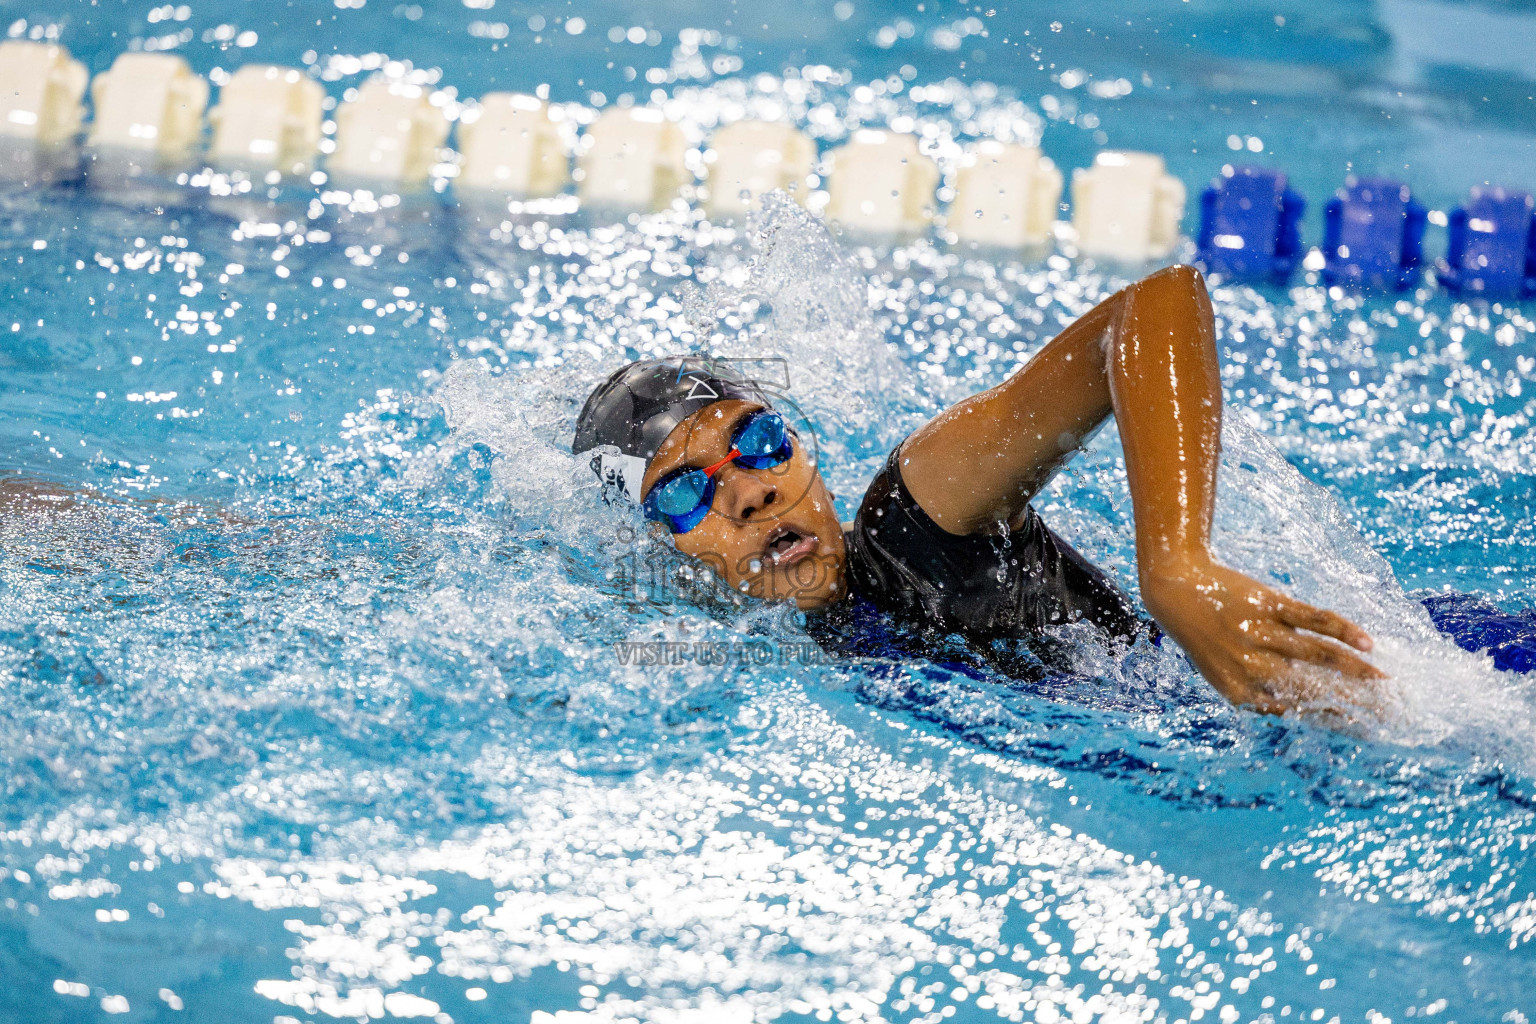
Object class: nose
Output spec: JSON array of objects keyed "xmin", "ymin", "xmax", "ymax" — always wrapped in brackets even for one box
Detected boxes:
[{"xmin": 713, "ymin": 462, "xmax": 779, "ymax": 522}]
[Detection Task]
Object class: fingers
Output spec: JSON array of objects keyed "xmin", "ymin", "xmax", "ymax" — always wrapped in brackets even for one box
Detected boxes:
[
  {"xmin": 1255, "ymin": 622, "xmax": 1387, "ymax": 680},
  {"xmin": 1276, "ymin": 599, "xmax": 1374, "ymax": 653}
]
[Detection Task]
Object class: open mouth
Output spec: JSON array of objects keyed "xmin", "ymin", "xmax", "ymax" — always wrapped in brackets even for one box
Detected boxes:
[{"xmin": 762, "ymin": 524, "xmax": 819, "ymax": 567}]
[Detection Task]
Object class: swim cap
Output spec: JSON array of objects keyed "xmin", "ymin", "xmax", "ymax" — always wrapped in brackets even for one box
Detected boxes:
[{"xmin": 574, "ymin": 357, "xmax": 774, "ymax": 502}]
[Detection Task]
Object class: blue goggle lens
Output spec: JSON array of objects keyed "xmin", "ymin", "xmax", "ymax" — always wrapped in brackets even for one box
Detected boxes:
[
  {"xmin": 655, "ymin": 469, "xmax": 711, "ymax": 516},
  {"xmin": 736, "ymin": 411, "xmax": 786, "ymax": 457}
]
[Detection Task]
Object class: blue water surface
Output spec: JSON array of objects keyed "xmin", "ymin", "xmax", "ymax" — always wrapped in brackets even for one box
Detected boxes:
[{"xmin": 2, "ymin": 1, "xmax": 1536, "ymax": 1022}]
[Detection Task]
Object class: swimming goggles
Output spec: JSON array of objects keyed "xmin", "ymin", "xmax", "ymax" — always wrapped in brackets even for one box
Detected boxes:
[{"xmin": 642, "ymin": 409, "xmax": 793, "ymax": 533}]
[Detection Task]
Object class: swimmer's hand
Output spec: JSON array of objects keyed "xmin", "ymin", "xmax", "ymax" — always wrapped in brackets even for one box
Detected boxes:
[{"xmin": 1140, "ymin": 553, "xmax": 1387, "ymax": 716}]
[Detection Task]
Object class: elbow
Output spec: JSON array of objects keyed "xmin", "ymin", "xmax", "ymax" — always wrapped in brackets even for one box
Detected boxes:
[{"xmin": 1138, "ymin": 263, "xmax": 1206, "ymax": 294}]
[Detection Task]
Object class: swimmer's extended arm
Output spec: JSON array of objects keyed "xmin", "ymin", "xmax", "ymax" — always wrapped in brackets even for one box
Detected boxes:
[
  {"xmin": 0, "ymin": 473, "xmax": 253, "ymax": 547},
  {"xmin": 899, "ymin": 264, "xmax": 1384, "ymax": 713},
  {"xmin": 0, "ymin": 476, "xmax": 83, "ymax": 513}
]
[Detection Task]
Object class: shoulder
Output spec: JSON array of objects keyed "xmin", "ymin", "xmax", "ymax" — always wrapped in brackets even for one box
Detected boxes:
[{"xmin": 840, "ymin": 441, "xmax": 992, "ymax": 611}]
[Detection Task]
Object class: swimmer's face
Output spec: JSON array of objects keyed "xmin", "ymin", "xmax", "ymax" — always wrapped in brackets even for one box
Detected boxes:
[{"xmin": 641, "ymin": 399, "xmax": 847, "ymax": 610}]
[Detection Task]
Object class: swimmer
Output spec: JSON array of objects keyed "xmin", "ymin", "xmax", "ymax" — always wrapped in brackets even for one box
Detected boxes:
[{"xmin": 575, "ymin": 265, "xmax": 1388, "ymax": 715}]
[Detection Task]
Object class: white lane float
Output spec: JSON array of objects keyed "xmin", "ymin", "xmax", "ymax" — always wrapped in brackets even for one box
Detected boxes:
[
  {"xmin": 576, "ymin": 106, "xmax": 690, "ymax": 211},
  {"xmin": 330, "ymin": 77, "xmax": 451, "ymax": 184},
  {"xmin": 88, "ymin": 52, "xmax": 209, "ymax": 157},
  {"xmin": 1070, "ymin": 150, "xmax": 1187, "ymax": 261},
  {"xmin": 0, "ymin": 42, "xmax": 1232, "ymax": 269},
  {"xmin": 823, "ymin": 129, "xmax": 940, "ymax": 234},
  {"xmin": 208, "ymin": 64, "xmax": 324, "ymax": 176},
  {"xmin": 703, "ymin": 119, "xmax": 816, "ymax": 219},
  {"xmin": 456, "ymin": 92, "xmax": 569, "ymax": 196},
  {"xmin": 950, "ymin": 140, "xmax": 1061, "ymax": 248},
  {"xmin": 0, "ymin": 40, "xmax": 89, "ymax": 145}
]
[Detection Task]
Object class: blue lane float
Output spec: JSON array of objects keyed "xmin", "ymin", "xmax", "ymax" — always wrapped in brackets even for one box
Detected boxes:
[
  {"xmin": 1322, "ymin": 177, "xmax": 1428, "ymax": 292},
  {"xmin": 1436, "ymin": 186, "xmax": 1536, "ymax": 299},
  {"xmin": 1194, "ymin": 164, "xmax": 1305, "ymax": 284}
]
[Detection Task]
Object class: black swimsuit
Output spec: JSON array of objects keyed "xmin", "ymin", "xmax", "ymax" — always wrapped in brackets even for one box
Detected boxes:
[{"xmin": 805, "ymin": 443, "xmax": 1147, "ymax": 674}]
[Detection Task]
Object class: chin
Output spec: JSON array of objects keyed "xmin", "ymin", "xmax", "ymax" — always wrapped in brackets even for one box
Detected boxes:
[{"xmin": 757, "ymin": 550, "xmax": 846, "ymax": 609}]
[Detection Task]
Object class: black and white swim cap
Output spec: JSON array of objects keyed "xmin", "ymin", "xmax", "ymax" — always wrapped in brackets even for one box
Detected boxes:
[{"xmin": 573, "ymin": 357, "xmax": 774, "ymax": 502}]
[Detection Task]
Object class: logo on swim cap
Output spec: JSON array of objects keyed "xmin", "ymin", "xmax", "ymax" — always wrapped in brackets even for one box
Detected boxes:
[{"xmin": 588, "ymin": 449, "xmax": 648, "ymax": 503}]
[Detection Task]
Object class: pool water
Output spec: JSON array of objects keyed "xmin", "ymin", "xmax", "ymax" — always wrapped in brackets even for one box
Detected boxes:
[{"xmin": 2, "ymin": 1, "xmax": 1536, "ymax": 1022}]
